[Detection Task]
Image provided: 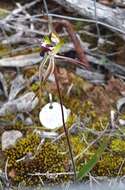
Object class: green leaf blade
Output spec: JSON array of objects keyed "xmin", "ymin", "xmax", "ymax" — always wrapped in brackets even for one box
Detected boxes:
[{"xmin": 77, "ymin": 142, "xmax": 107, "ymax": 181}]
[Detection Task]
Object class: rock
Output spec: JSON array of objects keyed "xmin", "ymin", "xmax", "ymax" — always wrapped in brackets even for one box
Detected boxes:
[
  {"xmin": 1, "ymin": 130, "xmax": 23, "ymax": 150},
  {"xmin": 9, "ymin": 74, "xmax": 26, "ymax": 101},
  {"xmin": 24, "ymin": 117, "xmax": 33, "ymax": 126},
  {"xmin": 0, "ymin": 92, "xmax": 39, "ymax": 116}
]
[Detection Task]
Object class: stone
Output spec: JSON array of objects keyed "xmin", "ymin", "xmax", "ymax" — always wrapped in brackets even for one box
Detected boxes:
[
  {"xmin": 0, "ymin": 92, "xmax": 38, "ymax": 116},
  {"xmin": 24, "ymin": 117, "xmax": 33, "ymax": 126},
  {"xmin": 1, "ymin": 130, "xmax": 23, "ymax": 150}
]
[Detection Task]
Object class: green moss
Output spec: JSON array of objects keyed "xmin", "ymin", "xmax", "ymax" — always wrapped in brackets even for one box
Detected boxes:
[
  {"xmin": 31, "ymin": 82, "xmax": 40, "ymax": 92},
  {"xmin": 4, "ymin": 133, "xmax": 69, "ymax": 185},
  {"xmin": 23, "ymin": 67, "xmax": 38, "ymax": 78},
  {"xmin": 63, "ymin": 91, "xmax": 109, "ymax": 131},
  {"xmin": 70, "ymin": 135, "xmax": 85, "ymax": 156},
  {"xmin": 89, "ymin": 116, "xmax": 109, "ymax": 130},
  {"xmin": 93, "ymin": 138, "xmax": 125, "ymax": 176},
  {"xmin": 110, "ymin": 139, "xmax": 125, "ymax": 153},
  {"xmin": 95, "ymin": 154, "xmax": 125, "ymax": 176},
  {"xmin": 66, "ymin": 113, "xmax": 77, "ymax": 128},
  {"xmin": 4, "ymin": 133, "xmax": 40, "ymax": 163},
  {"xmin": 64, "ymin": 95, "xmax": 95, "ymax": 118}
]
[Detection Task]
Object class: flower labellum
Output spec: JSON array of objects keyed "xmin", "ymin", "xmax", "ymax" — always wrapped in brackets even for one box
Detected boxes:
[{"xmin": 40, "ymin": 32, "xmax": 63, "ymax": 57}]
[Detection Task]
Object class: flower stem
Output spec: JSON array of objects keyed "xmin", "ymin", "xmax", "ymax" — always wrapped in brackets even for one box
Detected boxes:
[{"xmin": 54, "ymin": 65, "xmax": 76, "ymax": 181}]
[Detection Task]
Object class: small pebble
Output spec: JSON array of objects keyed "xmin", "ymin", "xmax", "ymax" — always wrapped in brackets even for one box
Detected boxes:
[{"xmin": 24, "ymin": 117, "xmax": 33, "ymax": 126}]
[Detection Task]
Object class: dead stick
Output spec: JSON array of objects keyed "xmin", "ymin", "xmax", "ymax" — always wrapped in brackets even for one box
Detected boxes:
[{"xmin": 54, "ymin": 19, "xmax": 90, "ymax": 69}]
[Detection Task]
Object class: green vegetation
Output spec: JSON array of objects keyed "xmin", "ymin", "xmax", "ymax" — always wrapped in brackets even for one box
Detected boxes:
[{"xmin": 4, "ymin": 133, "xmax": 69, "ymax": 185}]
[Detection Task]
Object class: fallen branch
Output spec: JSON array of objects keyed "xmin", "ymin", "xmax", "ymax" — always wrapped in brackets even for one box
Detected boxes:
[
  {"xmin": 0, "ymin": 49, "xmax": 124, "ymax": 75},
  {"xmin": 5, "ymin": 0, "xmax": 41, "ymax": 22},
  {"xmin": 52, "ymin": 0, "xmax": 125, "ymax": 39},
  {"xmin": 54, "ymin": 20, "xmax": 90, "ymax": 68},
  {"xmin": 0, "ymin": 53, "xmax": 42, "ymax": 67}
]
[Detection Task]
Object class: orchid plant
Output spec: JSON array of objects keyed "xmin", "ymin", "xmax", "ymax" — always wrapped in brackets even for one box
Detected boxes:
[{"xmin": 39, "ymin": 32, "xmax": 76, "ymax": 180}]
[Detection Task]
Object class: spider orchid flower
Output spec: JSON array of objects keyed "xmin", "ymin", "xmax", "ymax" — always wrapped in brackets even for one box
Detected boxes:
[{"xmin": 39, "ymin": 32, "xmax": 64, "ymax": 81}]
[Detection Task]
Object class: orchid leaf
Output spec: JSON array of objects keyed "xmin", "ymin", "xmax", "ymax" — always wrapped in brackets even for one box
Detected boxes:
[{"xmin": 77, "ymin": 141, "xmax": 107, "ymax": 180}]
